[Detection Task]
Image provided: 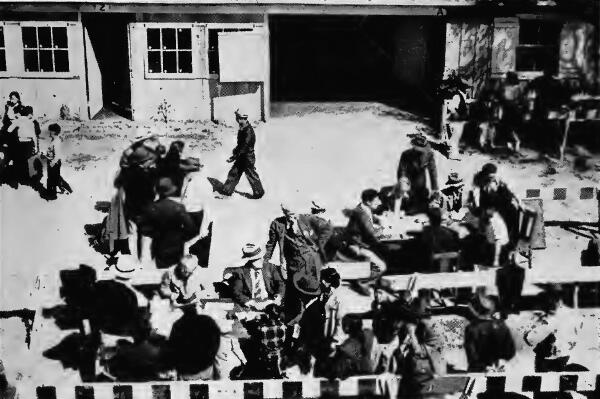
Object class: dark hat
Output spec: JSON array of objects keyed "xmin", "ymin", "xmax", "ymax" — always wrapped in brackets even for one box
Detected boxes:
[
  {"xmin": 293, "ymin": 269, "xmax": 321, "ymax": 296},
  {"xmin": 311, "ymin": 200, "xmax": 326, "ymax": 214},
  {"xmin": 375, "ymin": 278, "xmax": 401, "ymax": 299},
  {"xmin": 410, "ymin": 133, "xmax": 428, "ymax": 147},
  {"xmin": 481, "ymin": 163, "xmax": 498, "ymax": 177},
  {"xmin": 445, "ymin": 172, "xmax": 464, "ymax": 186},
  {"xmin": 156, "ymin": 176, "xmax": 178, "ymax": 197}
]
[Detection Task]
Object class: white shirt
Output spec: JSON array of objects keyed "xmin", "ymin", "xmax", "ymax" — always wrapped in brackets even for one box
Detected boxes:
[
  {"xmin": 9, "ymin": 117, "xmax": 37, "ymax": 142},
  {"xmin": 359, "ymin": 202, "xmax": 374, "ymax": 225},
  {"xmin": 485, "ymin": 212, "xmax": 509, "ymax": 246}
]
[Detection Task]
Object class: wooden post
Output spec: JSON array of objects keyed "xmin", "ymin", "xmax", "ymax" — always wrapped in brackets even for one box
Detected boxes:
[{"xmin": 559, "ymin": 113, "xmax": 573, "ymax": 162}]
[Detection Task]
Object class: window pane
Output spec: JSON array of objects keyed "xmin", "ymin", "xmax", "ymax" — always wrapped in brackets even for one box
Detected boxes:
[
  {"xmin": 516, "ymin": 47, "xmax": 554, "ymax": 72},
  {"xmin": 22, "ymin": 27, "xmax": 38, "ymax": 49},
  {"xmin": 0, "ymin": 27, "xmax": 5, "ymax": 48},
  {"xmin": 38, "ymin": 27, "xmax": 52, "ymax": 48},
  {"xmin": 147, "ymin": 28, "xmax": 160, "ymax": 50},
  {"xmin": 163, "ymin": 51, "xmax": 176, "ymax": 73},
  {"xmin": 39, "ymin": 49, "xmax": 53, "ymax": 72},
  {"xmin": 162, "ymin": 28, "xmax": 176, "ymax": 50},
  {"xmin": 54, "ymin": 50, "xmax": 69, "ymax": 72},
  {"xmin": 178, "ymin": 51, "xmax": 192, "ymax": 73},
  {"xmin": 177, "ymin": 28, "xmax": 191, "ymax": 49},
  {"xmin": 52, "ymin": 27, "xmax": 68, "ymax": 48},
  {"xmin": 148, "ymin": 50, "xmax": 161, "ymax": 73},
  {"xmin": 23, "ymin": 49, "xmax": 39, "ymax": 71},
  {"xmin": 0, "ymin": 50, "xmax": 6, "ymax": 72},
  {"xmin": 208, "ymin": 29, "xmax": 218, "ymax": 51}
]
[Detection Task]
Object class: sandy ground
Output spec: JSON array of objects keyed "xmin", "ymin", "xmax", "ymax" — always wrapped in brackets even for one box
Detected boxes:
[{"xmin": 1, "ymin": 102, "xmax": 599, "ymax": 387}]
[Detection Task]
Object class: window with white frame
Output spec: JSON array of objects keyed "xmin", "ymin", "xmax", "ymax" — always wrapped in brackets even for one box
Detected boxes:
[
  {"xmin": 146, "ymin": 27, "xmax": 192, "ymax": 74},
  {"xmin": 0, "ymin": 26, "xmax": 6, "ymax": 71},
  {"xmin": 21, "ymin": 26, "xmax": 69, "ymax": 72}
]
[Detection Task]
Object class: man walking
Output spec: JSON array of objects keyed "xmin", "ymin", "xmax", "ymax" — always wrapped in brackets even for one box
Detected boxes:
[{"xmin": 218, "ymin": 110, "xmax": 264, "ymax": 199}]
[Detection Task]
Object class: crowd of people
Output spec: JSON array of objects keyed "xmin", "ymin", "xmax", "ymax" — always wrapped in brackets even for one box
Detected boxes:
[
  {"xmin": 45, "ymin": 104, "xmax": 588, "ymax": 399},
  {"xmin": 0, "ymin": 91, "xmax": 71, "ymax": 199},
  {"xmin": 444, "ymin": 66, "xmax": 575, "ymax": 157}
]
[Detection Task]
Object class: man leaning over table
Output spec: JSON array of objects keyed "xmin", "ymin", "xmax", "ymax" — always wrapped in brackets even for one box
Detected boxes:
[{"xmin": 344, "ymin": 188, "xmax": 388, "ymax": 296}]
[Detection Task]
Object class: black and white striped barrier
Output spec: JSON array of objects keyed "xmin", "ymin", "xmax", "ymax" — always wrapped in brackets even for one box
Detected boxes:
[
  {"xmin": 463, "ymin": 373, "xmax": 600, "ymax": 399},
  {"xmin": 27, "ymin": 376, "xmax": 400, "ymax": 399},
  {"xmin": 26, "ymin": 373, "xmax": 600, "ymax": 399}
]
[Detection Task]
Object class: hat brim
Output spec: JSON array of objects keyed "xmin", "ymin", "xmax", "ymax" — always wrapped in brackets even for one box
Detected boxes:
[
  {"xmin": 237, "ymin": 252, "xmax": 263, "ymax": 266},
  {"xmin": 131, "ymin": 133, "xmax": 156, "ymax": 145},
  {"xmin": 293, "ymin": 274, "xmax": 321, "ymax": 296}
]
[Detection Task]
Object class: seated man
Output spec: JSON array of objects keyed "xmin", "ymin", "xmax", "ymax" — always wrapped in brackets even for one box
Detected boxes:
[
  {"xmin": 230, "ymin": 243, "xmax": 285, "ymax": 310},
  {"xmin": 159, "ymin": 254, "xmax": 211, "ymax": 307},
  {"xmin": 419, "ymin": 207, "xmax": 460, "ymax": 272},
  {"xmin": 344, "ymin": 189, "xmax": 388, "ymax": 295}
]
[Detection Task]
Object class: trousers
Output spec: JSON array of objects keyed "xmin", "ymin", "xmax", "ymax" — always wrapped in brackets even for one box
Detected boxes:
[{"xmin": 222, "ymin": 157, "xmax": 264, "ymax": 197}]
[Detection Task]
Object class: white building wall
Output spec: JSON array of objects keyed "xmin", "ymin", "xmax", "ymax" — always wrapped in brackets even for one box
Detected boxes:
[{"xmin": 0, "ymin": 21, "xmax": 88, "ymax": 120}]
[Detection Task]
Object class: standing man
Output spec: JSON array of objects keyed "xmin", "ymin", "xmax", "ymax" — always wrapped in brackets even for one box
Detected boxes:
[
  {"xmin": 218, "ymin": 110, "xmax": 264, "ymax": 199},
  {"xmin": 264, "ymin": 203, "xmax": 333, "ymax": 322},
  {"xmin": 138, "ymin": 177, "xmax": 199, "ymax": 269},
  {"xmin": 397, "ymin": 133, "xmax": 439, "ymax": 214}
]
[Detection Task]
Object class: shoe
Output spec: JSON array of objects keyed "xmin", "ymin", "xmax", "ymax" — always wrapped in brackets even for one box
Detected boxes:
[{"xmin": 251, "ymin": 191, "xmax": 265, "ymax": 200}]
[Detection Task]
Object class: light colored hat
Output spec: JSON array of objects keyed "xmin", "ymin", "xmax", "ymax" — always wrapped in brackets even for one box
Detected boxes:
[
  {"xmin": 234, "ymin": 109, "xmax": 249, "ymax": 120},
  {"xmin": 131, "ymin": 130, "xmax": 156, "ymax": 145},
  {"xmin": 238, "ymin": 243, "xmax": 264, "ymax": 265}
]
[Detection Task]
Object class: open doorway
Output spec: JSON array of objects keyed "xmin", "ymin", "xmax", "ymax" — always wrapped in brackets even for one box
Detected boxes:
[
  {"xmin": 82, "ymin": 13, "xmax": 135, "ymax": 119},
  {"xmin": 270, "ymin": 15, "xmax": 446, "ymax": 118}
]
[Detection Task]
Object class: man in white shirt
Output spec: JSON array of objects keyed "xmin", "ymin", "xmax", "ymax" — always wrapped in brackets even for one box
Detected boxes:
[
  {"xmin": 482, "ymin": 207, "xmax": 510, "ymax": 266},
  {"xmin": 159, "ymin": 254, "xmax": 212, "ymax": 307}
]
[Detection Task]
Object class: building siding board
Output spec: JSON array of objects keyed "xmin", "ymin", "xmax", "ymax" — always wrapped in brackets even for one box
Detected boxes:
[
  {"xmin": 128, "ymin": 22, "xmax": 210, "ymax": 121},
  {"xmin": 84, "ymin": 27, "xmax": 103, "ymax": 118}
]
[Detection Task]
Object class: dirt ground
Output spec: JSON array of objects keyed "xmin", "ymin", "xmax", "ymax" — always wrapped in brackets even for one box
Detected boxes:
[{"xmin": 1, "ymin": 102, "xmax": 599, "ymax": 388}]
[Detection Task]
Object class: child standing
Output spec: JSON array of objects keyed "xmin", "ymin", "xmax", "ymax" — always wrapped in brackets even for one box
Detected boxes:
[{"xmin": 41, "ymin": 123, "xmax": 72, "ymax": 199}]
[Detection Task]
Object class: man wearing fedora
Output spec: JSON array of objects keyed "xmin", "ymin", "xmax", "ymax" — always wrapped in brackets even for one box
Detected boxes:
[
  {"xmin": 464, "ymin": 291, "xmax": 515, "ymax": 372},
  {"xmin": 264, "ymin": 202, "xmax": 333, "ymax": 321},
  {"xmin": 138, "ymin": 176, "xmax": 199, "ymax": 269},
  {"xmin": 218, "ymin": 110, "xmax": 264, "ymax": 199},
  {"xmin": 230, "ymin": 244, "xmax": 285, "ymax": 310},
  {"xmin": 397, "ymin": 132, "xmax": 439, "ymax": 215}
]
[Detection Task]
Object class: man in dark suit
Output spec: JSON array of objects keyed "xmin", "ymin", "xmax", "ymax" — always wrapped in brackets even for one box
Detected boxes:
[
  {"xmin": 230, "ymin": 244, "xmax": 285, "ymax": 310},
  {"xmin": 138, "ymin": 177, "xmax": 199, "ymax": 269},
  {"xmin": 397, "ymin": 133, "xmax": 439, "ymax": 214},
  {"xmin": 344, "ymin": 189, "xmax": 387, "ymax": 295},
  {"xmin": 218, "ymin": 110, "xmax": 264, "ymax": 199},
  {"xmin": 464, "ymin": 294, "xmax": 515, "ymax": 372},
  {"xmin": 264, "ymin": 203, "xmax": 333, "ymax": 322}
]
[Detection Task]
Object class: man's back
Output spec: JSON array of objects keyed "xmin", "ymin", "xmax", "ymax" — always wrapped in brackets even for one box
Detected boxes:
[
  {"xmin": 345, "ymin": 204, "xmax": 377, "ymax": 248},
  {"xmin": 465, "ymin": 319, "xmax": 515, "ymax": 372},
  {"xmin": 140, "ymin": 198, "xmax": 198, "ymax": 264}
]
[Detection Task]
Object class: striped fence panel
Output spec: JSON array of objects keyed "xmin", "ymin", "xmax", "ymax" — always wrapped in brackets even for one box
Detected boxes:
[{"xmin": 26, "ymin": 373, "xmax": 600, "ymax": 399}]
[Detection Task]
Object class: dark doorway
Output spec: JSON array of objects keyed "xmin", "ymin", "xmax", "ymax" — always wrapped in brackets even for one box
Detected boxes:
[
  {"xmin": 270, "ymin": 15, "xmax": 446, "ymax": 117},
  {"xmin": 82, "ymin": 13, "xmax": 135, "ymax": 119}
]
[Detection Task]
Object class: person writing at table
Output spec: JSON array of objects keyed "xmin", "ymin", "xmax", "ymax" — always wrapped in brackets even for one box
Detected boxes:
[
  {"xmin": 159, "ymin": 254, "xmax": 210, "ymax": 307},
  {"xmin": 344, "ymin": 189, "xmax": 387, "ymax": 296},
  {"xmin": 231, "ymin": 243, "xmax": 285, "ymax": 311}
]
